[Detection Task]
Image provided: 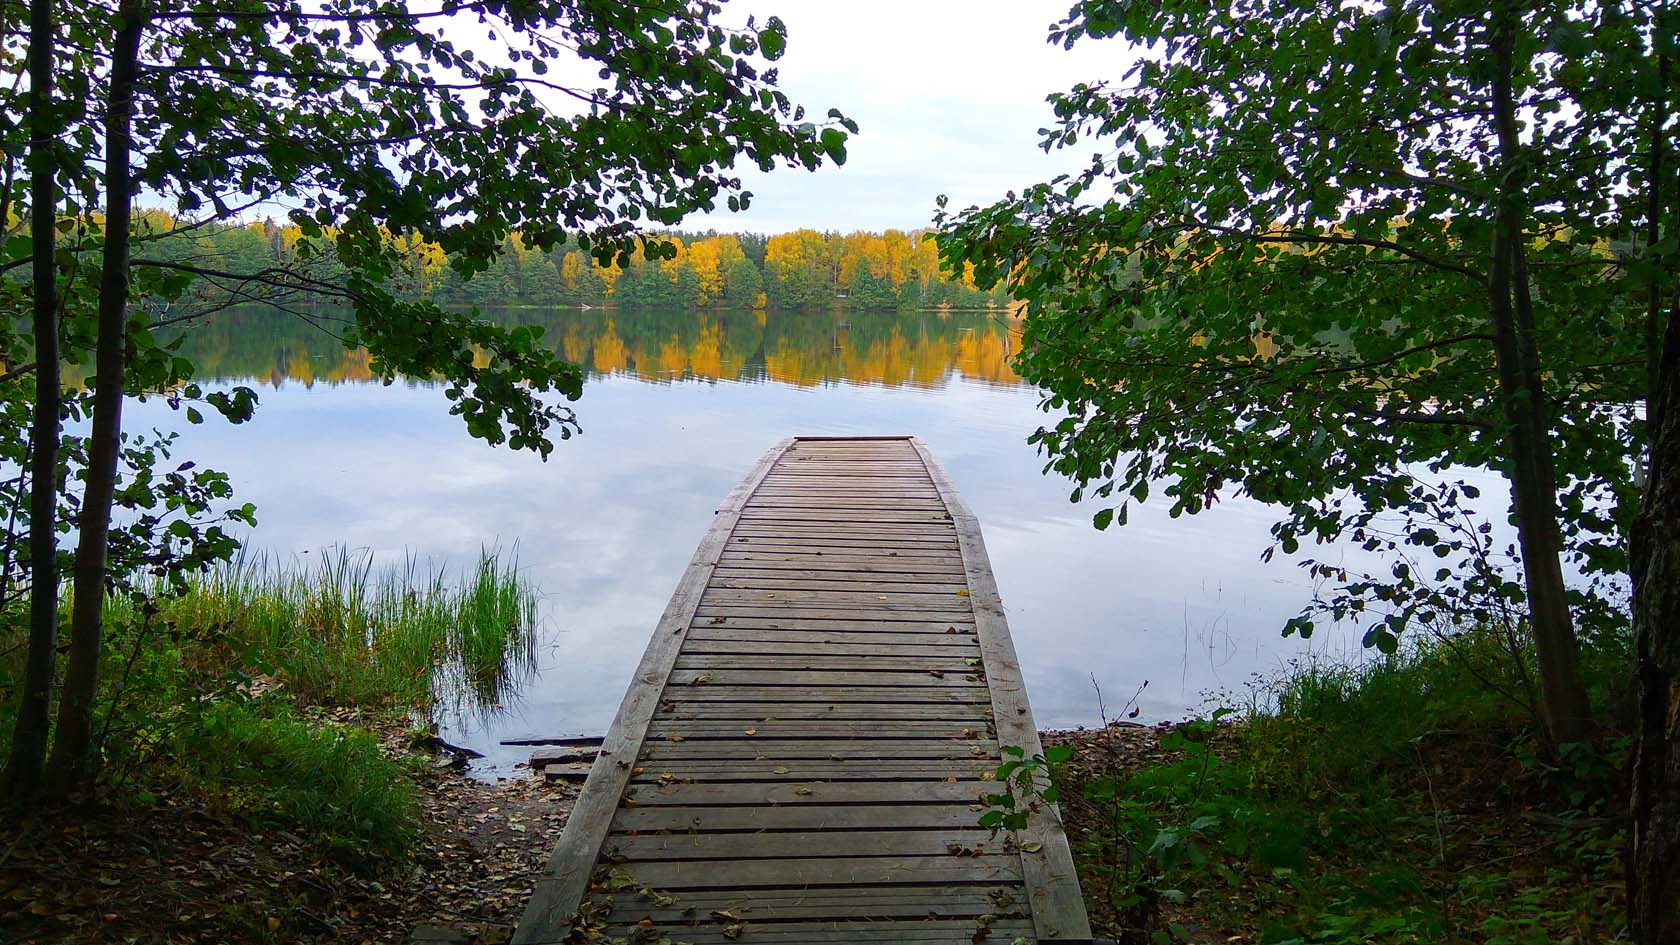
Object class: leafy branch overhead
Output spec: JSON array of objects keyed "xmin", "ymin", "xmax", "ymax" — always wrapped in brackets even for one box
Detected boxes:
[
  {"xmin": 10, "ymin": 0, "xmax": 856, "ymax": 457},
  {"xmin": 940, "ymin": 0, "xmax": 1659, "ymax": 659},
  {"xmin": 936, "ymin": 0, "xmax": 1665, "ymax": 729},
  {"xmin": 0, "ymin": 0, "xmax": 854, "ymax": 798}
]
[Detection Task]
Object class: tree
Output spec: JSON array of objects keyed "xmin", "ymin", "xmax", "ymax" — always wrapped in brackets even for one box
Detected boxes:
[
  {"xmin": 1631, "ymin": 261, "xmax": 1679, "ymax": 945},
  {"xmin": 1629, "ymin": 6, "xmax": 1679, "ymax": 937},
  {"xmin": 0, "ymin": 0, "xmax": 63, "ymax": 799},
  {"xmin": 723, "ymin": 255, "xmax": 762, "ymax": 304},
  {"xmin": 937, "ymin": 0, "xmax": 1660, "ymax": 745},
  {"xmin": 3, "ymin": 0, "xmax": 852, "ymax": 798}
]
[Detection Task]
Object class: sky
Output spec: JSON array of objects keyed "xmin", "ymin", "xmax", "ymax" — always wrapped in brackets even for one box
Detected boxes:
[{"xmin": 682, "ymin": 0, "xmax": 1131, "ymax": 234}]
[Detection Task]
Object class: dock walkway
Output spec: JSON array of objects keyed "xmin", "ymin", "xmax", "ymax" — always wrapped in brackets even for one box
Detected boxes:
[{"xmin": 513, "ymin": 436, "xmax": 1091, "ymax": 944}]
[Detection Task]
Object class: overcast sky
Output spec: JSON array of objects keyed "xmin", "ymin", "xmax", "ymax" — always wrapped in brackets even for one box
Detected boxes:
[{"xmin": 684, "ymin": 1, "xmax": 1129, "ymax": 234}]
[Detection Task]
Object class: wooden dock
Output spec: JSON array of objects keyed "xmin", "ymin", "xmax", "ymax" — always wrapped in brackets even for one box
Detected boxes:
[{"xmin": 513, "ymin": 436, "xmax": 1091, "ymax": 944}]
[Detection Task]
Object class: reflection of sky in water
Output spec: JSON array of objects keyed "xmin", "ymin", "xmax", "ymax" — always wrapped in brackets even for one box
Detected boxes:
[{"xmin": 124, "ymin": 317, "xmax": 1515, "ymax": 775}]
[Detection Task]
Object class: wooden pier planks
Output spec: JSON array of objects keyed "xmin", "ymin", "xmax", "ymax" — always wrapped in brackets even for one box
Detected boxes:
[{"xmin": 513, "ymin": 436, "xmax": 1091, "ymax": 944}]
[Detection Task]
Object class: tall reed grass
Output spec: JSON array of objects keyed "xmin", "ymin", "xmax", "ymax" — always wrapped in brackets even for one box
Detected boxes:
[{"xmin": 143, "ymin": 546, "xmax": 539, "ymax": 710}]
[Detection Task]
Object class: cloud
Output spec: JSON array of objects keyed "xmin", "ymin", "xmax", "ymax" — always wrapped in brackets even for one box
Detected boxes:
[{"xmin": 687, "ymin": 0, "xmax": 1132, "ymax": 233}]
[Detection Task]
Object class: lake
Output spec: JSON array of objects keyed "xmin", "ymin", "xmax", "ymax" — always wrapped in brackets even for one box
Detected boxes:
[{"xmin": 128, "ymin": 305, "xmax": 1426, "ymax": 773}]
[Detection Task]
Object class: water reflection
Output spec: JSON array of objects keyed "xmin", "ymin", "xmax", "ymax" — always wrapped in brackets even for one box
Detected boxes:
[
  {"xmin": 119, "ymin": 304, "xmax": 1406, "ymax": 775},
  {"xmin": 128, "ymin": 305, "xmax": 1023, "ymax": 390}
]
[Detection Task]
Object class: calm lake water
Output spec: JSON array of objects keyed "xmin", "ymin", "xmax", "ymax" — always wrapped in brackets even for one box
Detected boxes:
[{"xmin": 126, "ymin": 305, "xmax": 1471, "ymax": 774}]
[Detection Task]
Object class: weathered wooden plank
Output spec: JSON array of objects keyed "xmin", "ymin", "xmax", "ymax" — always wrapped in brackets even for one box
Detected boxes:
[
  {"xmin": 737, "ymin": 510, "xmax": 956, "ymax": 524},
  {"xmin": 726, "ymin": 537, "xmax": 962, "ymax": 553},
  {"xmin": 739, "ymin": 501, "xmax": 952, "ymax": 513},
  {"xmin": 731, "ymin": 518, "xmax": 955, "ymax": 532},
  {"xmin": 500, "ymin": 734, "xmax": 605, "ymax": 747},
  {"xmin": 722, "ymin": 536, "xmax": 961, "ymax": 551},
  {"xmin": 655, "ymin": 703, "xmax": 992, "ymax": 722},
  {"xmin": 700, "ymin": 589, "xmax": 974, "ymax": 608},
  {"xmin": 713, "ymin": 566, "xmax": 970, "ymax": 584},
  {"xmin": 639, "ymin": 739, "xmax": 999, "ymax": 760},
  {"xmin": 689, "ymin": 616, "xmax": 975, "ymax": 633},
  {"xmin": 621, "ymin": 780, "xmax": 992, "ymax": 807},
  {"xmin": 683, "ymin": 629, "xmax": 979, "ymax": 648},
  {"xmin": 708, "ymin": 578, "xmax": 971, "ymax": 597},
  {"xmin": 674, "ymin": 653, "xmax": 979, "ymax": 672},
  {"xmin": 761, "ymin": 470, "xmax": 935, "ymax": 479},
  {"xmin": 608, "ymin": 803, "xmax": 992, "ymax": 834},
  {"xmin": 611, "ymin": 921, "xmax": 1034, "ymax": 934},
  {"xmin": 594, "ymin": 855, "xmax": 1020, "ymax": 888},
  {"xmin": 529, "ymin": 747, "xmax": 599, "ymax": 765},
  {"xmin": 645, "ymin": 720, "xmax": 991, "ymax": 740},
  {"xmin": 595, "ymin": 920, "xmax": 1033, "ymax": 945},
  {"xmin": 659, "ymin": 685, "xmax": 989, "ymax": 704},
  {"xmin": 911, "ymin": 437, "xmax": 1092, "ymax": 942},
  {"xmin": 727, "ymin": 537, "xmax": 962, "ymax": 549},
  {"xmin": 604, "ymin": 829, "xmax": 1008, "ymax": 860},
  {"xmin": 748, "ymin": 493, "xmax": 947, "ymax": 505},
  {"xmin": 727, "ymin": 531, "xmax": 960, "ymax": 546},
  {"xmin": 511, "ymin": 439, "xmax": 793, "ymax": 945},
  {"xmin": 604, "ymin": 885, "xmax": 1023, "ymax": 923},
  {"xmin": 542, "ymin": 762, "xmax": 594, "ymax": 782},
  {"xmin": 695, "ymin": 605, "xmax": 981, "ymax": 622},
  {"xmin": 752, "ymin": 482, "xmax": 943, "ymax": 492},
  {"xmin": 627, "ymin": 759, "xmax": 998, "ymax": 783},
  {"xmin": 667, "ymin": 669, "xmax": 986, "ymax": 688},
  {"xmin": 765, "ymin": 461, "xmax": 929, "ymax": 467},
  {"xmin": 702, "ymin": 588, "xmax": 974, "ymax": 606},
  {"xmin": 714, "ymin": 556, "xmax": 967, "ymax": 574},
  {"xmin": 724, "ymin": 539, "xmax": 963, "ymax": 557}
]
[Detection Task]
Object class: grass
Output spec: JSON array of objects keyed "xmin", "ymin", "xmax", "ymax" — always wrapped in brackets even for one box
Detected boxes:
[
  {"xmin": 1046, "ymin": 626, "xmax": 1629, "ymax": 945},
  {"xmin": 143, "ymin": 546, "xmax": 539, "ymax": 709},
  {"xmin": 1, "ymin": 545, "xmax": 539, "ymax": 871},
  {"xmin": 178, "ymin": 699, "xmax": 422, "ymax": 865}
]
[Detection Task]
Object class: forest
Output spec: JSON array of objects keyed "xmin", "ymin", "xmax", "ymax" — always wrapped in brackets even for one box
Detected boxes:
[{"xmin": 126, "ymin": 213, "xmax": 1011, "ymax": 310}]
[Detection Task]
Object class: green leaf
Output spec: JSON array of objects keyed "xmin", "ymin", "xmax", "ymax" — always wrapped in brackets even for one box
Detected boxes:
[{"xmin": 758, "ymin": 17, "xmax": 787, "ymax": 60}]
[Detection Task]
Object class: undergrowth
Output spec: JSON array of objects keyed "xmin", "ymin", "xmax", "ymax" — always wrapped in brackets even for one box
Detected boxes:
[
  {"xmin": 176, "ymin": 699, "xmax": 423, "ymax": 865},
  {"xmin": 1, "ymin": 546, "xmax": 538, "ymax": 871},
  {"xmin": 1031, "ymin": 626, "xmax": 1629, "ymax": 945}
]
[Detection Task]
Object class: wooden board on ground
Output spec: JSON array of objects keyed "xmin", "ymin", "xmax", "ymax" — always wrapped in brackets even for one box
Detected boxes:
[{"xmin": 512, "ymin": 436, "xmax": 1092, "ymax": 945}]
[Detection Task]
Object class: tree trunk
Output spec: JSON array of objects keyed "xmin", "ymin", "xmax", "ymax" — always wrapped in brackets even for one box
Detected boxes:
[
  {"xmin": 1486, "ymin": 5, "xmax": 1591, "ymax": 745},
  {"xmin": 2, "ymin": 0, "xmax": 62, "ymax": 804},
  {"xmin": 1630, "ymin": 286, "xmax": 1680, "ymax": 945},
  {"xmin": 1629, "ymin": 15, "xmax": 1679, "ymax": 938},
  {"xmin": 41, "ymin": 0, "xmax": 144, "ymax": 795}
]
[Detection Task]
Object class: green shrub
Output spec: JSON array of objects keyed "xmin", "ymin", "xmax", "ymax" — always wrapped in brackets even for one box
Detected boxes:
[
  {"xmin": 179, "ymin": 700, "xmax": 418, "ymax": 867},
  {"xmin": 1044, "ymin": 626, "xmax": 1627, "ymax": 944}
]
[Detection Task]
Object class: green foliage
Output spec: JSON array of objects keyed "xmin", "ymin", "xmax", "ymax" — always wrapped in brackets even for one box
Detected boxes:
[
  {"xmin": 934, "ymin": 0, "xmax": 1662, "ymax": 653},
  {"xmin": 176, "ymin": 700, "xmax": 419, "ymax": 868},
  {"xmin": 980, "ymin": 743, "xmax": 1072, "ymax": 832},
  {"xmin": 1051, "ymin": 630, "xmax": 1626, "ymax": 944},
  {"xmin": 0, "ymin": 547, "xmax": 530, "ymax": 865}
]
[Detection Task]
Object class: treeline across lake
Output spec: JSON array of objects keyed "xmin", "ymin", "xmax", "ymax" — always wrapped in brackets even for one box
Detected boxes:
[
  {"xmin": 97, "ymin": 305, "xmax": 1025, "ymax": 390},
  {"xmin": 126, "ymin": 211, "xmax": 1010, "ymax": 311}
]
